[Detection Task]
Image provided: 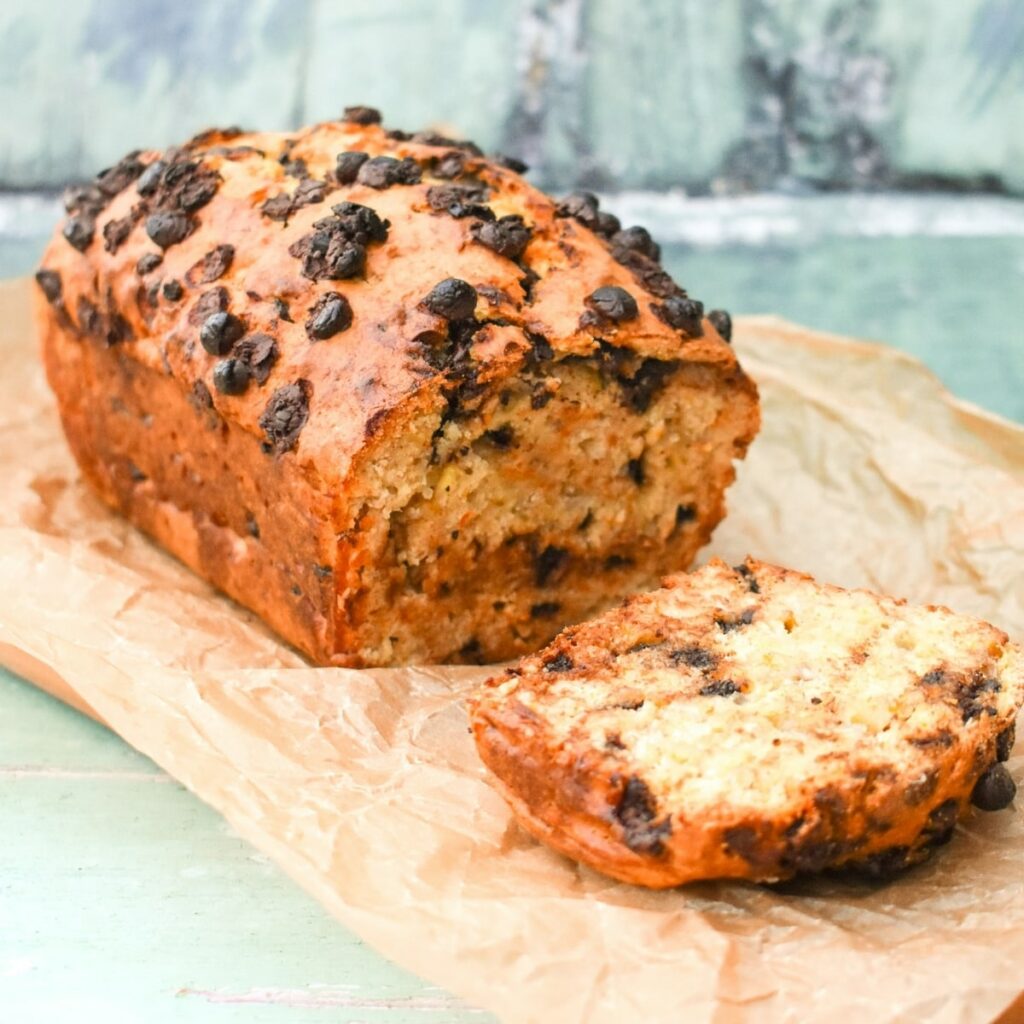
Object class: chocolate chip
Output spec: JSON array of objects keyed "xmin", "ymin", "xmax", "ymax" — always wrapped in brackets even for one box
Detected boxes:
[
  {"xmin": 280, "ymin": 156, "xmax": 308, "ymax": 178},
  {"xmin": 63, "ymin": 215, "xmax": 95, "ymax": 252},
  {"xmin": 700, "ymin": 679, "xmax": 740, "ymax": 697},
  {"xmin": 294, "ymin": 177, "xmax": 328, "ymax": 205},
  {"xmin": 272, "ymin": 297, "xmax": 293, "ymax": 322},
  {"xmin": 426, "ymin": 183, "xmax": 492, "ymax": 219},
  {"xmin": 135, "ymin": 160, "xmax": 166, "ymax": 196},
  {"xmin": 342, "ymin": 105, "xmax": 382, "ymax": 125},
  {"xmin": 136, "ymin": 252, "xmax": 163, "ymax": 275},
  {"xmin": 492, "ymin": 153, "xmax": 529, "ymax": 173},
  {"xmin": 530, "ymin": 602, "xmax": 561, "ymax": 619},
  {"xmin": 543, "ymin": 651, "xmax": 574, "ymax": 672},
  {"xmin": 586, "ymin": 286, "xmax": 638, "ymax": 323},
  {"xmin": 145, "ymin": 211, "xmax": 190, "ymax": 249},
  {"xmin": 997, "ymin": 723, "xmax": 1016, "ymax": 762},
  {"xmin": 535, "ymin": 545, "xmax": 568, "ymax": 586},
  {"xmin": 63, "ymin": 183, "xmax": 105, "ymax": 218},
  {"xmin": 334, "ymin": 151, "xmax": 369, "ymax": 184},
  {"xmin": 971, "ymin": 763, "xmax": 1016, "ymax": 811},
  {"xmin": 676, "ymin": 503, "xmax": 698, "ymax": 525},
  {"xmin": 614, "ymin": 776, "xmax": 671, "ymax": 855},
  {"xmin": 288, "ymin": 202, "xmax": 389, "ymax": 281},
  {"xmin": 618, "ymin": 357, "xmax": 678, "ymax": 413},
  {"xmin": 212, "ymin": 358, "xmax": 251, "ymax": 395},
  {"xmin": 103, "ymin": 214, "xmax": 135, "ymax": 254},
  {"xmin": 34, "ymin": 269, "xmax": 62, "ymax": 303},
  {"xmin": 384, "ymin": 128, "xmax": 412, "ymax": 141},
  {"xmin": 708, "ymin": 308, "xmax": 732, "ymax": 342},
  {"xmin": 186, "ymin": 244, "xmax": 235, "ymax": 286},
  {"xmin": 305, "ymin": 292, "xmax": 353, "ymax": 340},
  {"xmin": 626, "ymin": 457, "xmax": 645, "ymax": 486},
  {"xmin": 245, "ymin": 511, "xmax": 260, "ymax": 538},
  {"xmin": 329, "ymin": 201, "xmax": 390, "ymax": 242},
  {"xmin": 555, "ymin": 191, "xmax": 600, "ymax": 230},
  {"xmin": 716, "ymin": 609, "xmax": 756, "ymax": 632},
  {"xmin": 652, "ymin": 296, "xmax": 704, "ymax": 335},
  {"xmin": 76, "ymin": 296, "xmax": 101, "ymax": 335},
  {"xmin": 234, "ymin": 333, "xmax": 279, "ymax": 385},
  {"xmin": 472, "ymin": 215, "xmax": 532, "ymax": 260},
  {"xmin": 421, "ymin": 278, "xmax": 477, "ymax": 320},
  {"xmin": 611, "ymin": 226, "xmax": 661, "ymax": 263},
  {"xmin": 430, "ymin": 151, "xmax": 464, "ymax": 179},
  {"xmin": 594, "ymin": 211, "xmax": 621, "ymax": 238},
  {"xmin": 670, "ymin": 646, "xmax": 717, "ymax": 670},
  {"xmin": 410, "ymin": 130, "xmax": 458, "ymax": 148},
  {"xmin": 162, "ymin": 279, "xmax": 183, "ymax": 302},
  {"xmin": 96, "ymin": 153, "xmax": 144, "ymax": 197},
  {"xmin": 356, "ymin": 155, "xmax": 422, "ymax": 189},
  {"xmin": 261, "ymin": 194, "xmax": 296, "ymax": 222},
  {"xmin": 200, "ymin": 311, "xmax": 245, "ymax": 355},
  {"xmin": 189, "ymin": 379, "xmax": 213, "ymax": 412},
  {"xmin": 483, "ymin": 424, "xmax": 515, "ymax": 449},
  {"xmin": 734, "ymin": 562, "xmax": 760, "ymax": 593},
  {"xmin": 259, "ymin": 380, "xmax": 312, "ymax": 454}
]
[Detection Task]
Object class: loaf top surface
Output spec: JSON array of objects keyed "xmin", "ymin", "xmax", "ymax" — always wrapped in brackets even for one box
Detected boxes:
[
  {"xmin": 470, "ymin": 558, "xmax": 1023, "ymax": 883},
  {"xmin": 35, "ymin": 109, "xmax": 746, "ymax": 488}
]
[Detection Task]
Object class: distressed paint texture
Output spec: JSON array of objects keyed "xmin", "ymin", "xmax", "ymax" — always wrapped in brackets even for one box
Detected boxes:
[{"xmin": 0, "ymin": 0, "xmax": 1020, "ymax": 191}]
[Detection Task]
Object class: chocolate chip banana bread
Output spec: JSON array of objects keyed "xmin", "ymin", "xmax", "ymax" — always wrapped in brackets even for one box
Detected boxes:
[
  {"xmin": 34, "ymin": 107, "xmax": 758, "ymax": 667},
  {"xmin": 470, "ymin": 559, "xmax": 1023, "ymax": 887}
]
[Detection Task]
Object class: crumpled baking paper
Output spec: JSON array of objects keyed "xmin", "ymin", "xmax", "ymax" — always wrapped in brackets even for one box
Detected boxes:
[{"xmin": 2, "ymin": 277, "xmax": 1023, "ymax": 1024}]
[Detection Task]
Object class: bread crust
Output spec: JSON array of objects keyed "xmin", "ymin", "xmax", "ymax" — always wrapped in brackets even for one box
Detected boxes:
[
  {"xmin": 470, "ymin": 559, "xmax": 1024, "ymax": 887},
  {"xmin": 35, "ymin": 118, "xmax": 758, "ymax": 666}
]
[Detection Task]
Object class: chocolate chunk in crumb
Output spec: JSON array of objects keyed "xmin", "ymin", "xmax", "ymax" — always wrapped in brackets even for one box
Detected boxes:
[
  {"xmin": 586, "ymin": 286, "xmax": 638, "ymax": 323},
  {"xmin": 145, "ymin": 211, "xmax": 191, "ymax": 249},
  {"xmin": 136, "ymin": 252, "xmax": 163, "ymax": 275},
  {"xmin": 997, "ymin": 723, "xmax": 1016, "ymax": 762},
  {"xmin": 626, "ymin": 457, "xmax": 645, "ymax": 486},
  {"xmin": 272, "ymin": 297, "xmax": 293, "ymax": 322},
  {"xmin": 675, "ymin": 503, "xmax": 698, "ymax": 525},
  {"xmin": 212, "ymin": 357, "xmax": 251, "ymax": 396},
  {"xmin": 708, "ymin": 308, "xmax": 733, "ymax": 342},
  {"xmin": 734, "ymin": 562, "xmax": 761, "ymax": 593},
  {"xmin": 245, "ymin": 512, "xmax": 260, "ymax": 538},
  {"xmin": 611, "ymin": 226, "xmax": 661, "ymax": 263},
  {"xmin": 652, "ymin": 296, "xmax": 704, "ymax": 335},
  {"xmin": 342, "ymin": 105, "xmax": 382, "ymax": 125},
  {"xmin": 76, "ymin": 296, "xmax": 101, "ymax": 335},
  {"xmin": 63, "ymin": 215, "xmax": 95, "ymax": 252},
  {"xmin": 484, "ymin": 424, "xmax": 515, "ymax": 449},
  {"xmin": 492, "ymin": 153, "xmax": 529, "ymax": 173},
  {"xmin": 189, "ymin": 379, "xmax": 213, "ymax": 411},
  {"xmin": 535, "ymin": 545, "xmax": 568, "ymax": 586},
  {"xmin": 700, "ymin": 679, "xmax": 740, "ymax": 697},
  {"xmin": 334, "ymin": 151, "xmax": 369, "ymax": 184},
  {"xmin": 555, "ymin": 191, "xmax": 600, "ymax": 230},
  {"xmin": 472, "ymin": 215, "xmax": 532, "ymax": 260},
  {"xmin": 162, "ymin": 279, "xmax": 183, "ymax": 302},
  {"xmin": 971, "ymin": 763, "xmax": 1016, "ymax": 811},
  {"xmin": 135, "ymin": 160, "xmax": 166, "ymax": 196},
  {"xmin": 421, "ymin": 278, "xmax": 477, "ymax": 320},
  {"xmin": 716, "ymin": 608, "xmax": 756, "ymax": 632},
  {"xmin": 671, "ymin": 646, "xmax": 717, "ymax": 670},
  {"xmin": 614, "ymin": 776, "xmax": 671, "ymax": 855},
  {"xmin": 103, "ymin": 214, "xmax": 135, "ymax": 254},
  {"xmin": 543, "ymin": 652, "xmax": 574, "ymax": 672},
  {"xmin": 186, "ymin": 244, "xmax": 235, "ymax": 286},
  {"xmin": 34, "ymin": 269, "xmax": 62, "ymax": 303},
  {"xmin": 259, "ymin": 380, "xmax": 312, "ymax": 454},
  {"xmin": 200, "ymin": 311, "xmax": 245, "ymax": 355},
  {"xmin": 235, "ymin": 333, "xmax": 279, "ymax": 385},
  {"xmin": 356, "ymin": 155, "xmax": 422, "ymax": 189},
  {"xmin": 530, "ymin": 602, "xmax": 561, "ymax": 619},
  {"xmin": 305, "ymin": 292, "xmax": 353, "ymax": 340}
]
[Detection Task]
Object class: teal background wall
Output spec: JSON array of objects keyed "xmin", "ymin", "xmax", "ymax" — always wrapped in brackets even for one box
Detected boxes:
[{"xmin": 1, "ymin": 0, "xmax": 1022, "ymax": 194}]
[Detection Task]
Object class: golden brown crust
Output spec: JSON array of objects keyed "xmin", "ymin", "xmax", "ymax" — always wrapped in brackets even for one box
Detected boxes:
[
  {"xmin": 35, "ymin": 114, "xmax": 758, "ymax": 666},
  {"xmin": 469, "ymin": 559, "xmax": 1024, "ymax": 887}
]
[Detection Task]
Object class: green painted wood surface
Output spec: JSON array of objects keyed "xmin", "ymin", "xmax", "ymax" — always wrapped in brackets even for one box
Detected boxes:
[{"xmin": 0, "ymin": 667, "xmax": 490, "ymax": 1022}]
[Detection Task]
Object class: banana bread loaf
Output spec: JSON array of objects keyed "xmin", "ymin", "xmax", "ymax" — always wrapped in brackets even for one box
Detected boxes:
[
  {"xmin": 34, "ymin": 108, "xmax": 759, "ymax": 667},
  {"xmin": 470, "ymin": 558, "xmax": 1023, "ymax": 886}
]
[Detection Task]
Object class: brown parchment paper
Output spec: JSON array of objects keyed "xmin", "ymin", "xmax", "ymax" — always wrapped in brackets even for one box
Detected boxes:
[{"xmin": 2, "ymin": 275, "xmax": 1023, "ymax": 1023}]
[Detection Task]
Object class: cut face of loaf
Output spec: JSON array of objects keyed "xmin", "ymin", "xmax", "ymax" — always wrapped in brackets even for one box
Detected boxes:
[
  {"xmin": 469, "ymin": 559, "xmax": 1024, "ymax": 887},
  {"xmin": 35, "ymin": 111, "xmax": 758, "ymax": 666}
]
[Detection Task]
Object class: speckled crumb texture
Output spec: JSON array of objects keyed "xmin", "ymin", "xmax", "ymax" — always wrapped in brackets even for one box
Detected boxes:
[
  {"xmin": 470, "ymin": 558, "xmax": 1024, "ymax": 888},
  {"xmin": 34, "ymin": 107, "xmax": 758, "ymax": 667}
]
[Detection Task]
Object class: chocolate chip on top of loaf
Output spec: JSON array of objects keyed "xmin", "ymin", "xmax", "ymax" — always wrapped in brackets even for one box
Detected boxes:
[
  {"xmin": 470, "ymin": 559, "xmax": 1024, "ymax": 887},
  {"xmin": 35, "ymin": 107, "xmax": 758, "ymax": 666}
]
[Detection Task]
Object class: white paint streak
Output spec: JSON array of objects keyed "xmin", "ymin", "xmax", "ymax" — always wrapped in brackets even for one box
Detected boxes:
[
  {"xmin": 176, "ymin": 985, "xmax": 482, "ymax": 1011},
  {"xmin": 0, "ymin": 766, "xmax": 171, "ymax": 781}
]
